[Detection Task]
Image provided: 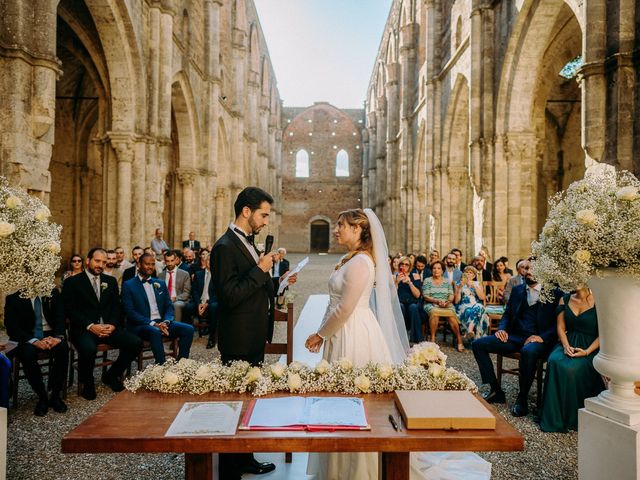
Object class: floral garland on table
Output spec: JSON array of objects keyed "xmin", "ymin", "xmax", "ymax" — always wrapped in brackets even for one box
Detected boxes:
[
  {"xmin": 124, "ymin": 342, "xmax": 477, "ymax": 396},
  {"xmin": 531, "ymin": 167, "xmax": 640, "ymax": 300},
  {"xmin": 0, "ymin": 176, "xmax": 62, "ymax": 297}
]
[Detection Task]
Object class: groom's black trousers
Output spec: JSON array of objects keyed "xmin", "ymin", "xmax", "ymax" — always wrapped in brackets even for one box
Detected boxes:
[{"xmin": 219, "ymin": 349, "xmax": 266, "ymax": 477}]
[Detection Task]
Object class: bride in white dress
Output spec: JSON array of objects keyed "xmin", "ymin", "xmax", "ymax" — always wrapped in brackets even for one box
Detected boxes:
[{"xmin": 305, "ymin": 208, "xmax": 410, "ymax": 480}]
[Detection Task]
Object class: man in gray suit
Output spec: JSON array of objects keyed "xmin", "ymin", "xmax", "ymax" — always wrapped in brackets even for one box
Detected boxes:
[{"xmin": 159, "ymin": 250, "xmax": 193, "ymax": 323}]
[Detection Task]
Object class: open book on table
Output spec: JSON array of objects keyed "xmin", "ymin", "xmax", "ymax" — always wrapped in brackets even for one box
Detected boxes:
[{"xmin": 239, "ymin": 396, "xmax": 370, "ymax": 431}]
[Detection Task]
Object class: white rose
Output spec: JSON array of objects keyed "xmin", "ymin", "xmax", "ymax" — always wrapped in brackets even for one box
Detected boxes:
[
  {"xmin": 0, "ymin": 221, "xmax": 16, "ymax": 238},
  {"xmin": 354, "ymin": 375, "xmax": 371, "ymax": 393},
  {"xmin": 163, "ymin": 371, "xmax": 180, "ymax": 385},
  {"xmin": 5, "ymin": 196, "xmax": 22, "ymax": 209},
  {"xmin": 195, "ymin": 365, "xmax": 212, "ymax": 380},
  {"xmin": 34, "ymin": 207, "xmax": 51, "ymax": 221},
  {"xmin": 338, "ymin": 357, "xmax": 353, "ymax": 371},
  {"xmin": 47, "ymin": 242, "xmax": 61, "ymax": 254},
  {"xmin": 315, "ymin": 359, "xmax": 330, "ymax": 374},
  {"xmin": 377, "ymin": 363, "xmax": 393, "ymax": 379},
  {"xmin": 287, "ymin": 373, "xmax": 302, "ymax": 391},
  {"xmin": 574, "ymin": 249, "xmax": 592, "ymax": 263},
  {"xmin": 245, "ymin": 366, "xmax": 263, "ymax": 383},
  {"xmin": 616, "ymin": 186, "xmax": 639, "ymax": 201},
  {"xmin": 269, "ymin": 362, "xmax": 286, "ymax": 378},
  {"xmin": 428, "ymin": 363, "xmax": 444, "ymax": 377},
  {"xmin": 575, "ymin": 209, "xmax": 597, "ymax": 226},
  {"xmin": 406, "ymin": 354, "xmax": 421, "ymax": 366}
]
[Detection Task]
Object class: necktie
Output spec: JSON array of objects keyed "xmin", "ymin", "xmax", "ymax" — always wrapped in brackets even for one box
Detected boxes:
[
  {"xmin": 33, "ymin": 297, "xmax": 43, "ymax": 340},
  {"xmin": 190, "ymin": 240, "xmax": 193, "ymax": 248},
  {"xmin": 234, "ymin": 228, "xmax": 259, "ymax": 255},
  {"xmin": 93, "ymin": 276, "xmax": 101, "ymax": 301},
  {"xmin": 168, "ymin": 270, "xmax": 174, "ymax": 295}
]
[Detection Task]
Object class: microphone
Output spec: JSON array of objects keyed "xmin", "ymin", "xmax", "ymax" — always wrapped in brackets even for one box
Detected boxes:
[{"xmin": 264, "ymin": 234, "xmax": 274, "ymax": 254}]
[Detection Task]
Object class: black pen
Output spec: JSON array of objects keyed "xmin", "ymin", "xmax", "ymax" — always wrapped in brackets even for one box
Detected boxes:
[{"xmin": 388, "ymin": 414, "xmax": 399, "ymax": 432}]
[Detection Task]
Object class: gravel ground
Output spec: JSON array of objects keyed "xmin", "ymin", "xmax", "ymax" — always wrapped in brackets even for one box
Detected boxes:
[{"xmin": 5, "ymin": 253, "xmax": 577, "ymax": 479}]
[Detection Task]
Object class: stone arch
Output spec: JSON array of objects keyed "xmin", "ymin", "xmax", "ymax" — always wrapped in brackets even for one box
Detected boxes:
[
  {"xmin": 309, "ymin": 216, "xmax": 331, "ymax": 253},
  {"xmin": 171, "ymin": 72, "xmax": 200, "ymax": 170},
  {"xmin": 441, "ymin": 74, "xmax": 472, "ymax": 255},
  {"xmin": 385, "ymin": 31, "xmax": 397, "ymax": 65},
  {"xmin": 261, "ymin": 56, "xmax": 270, "ymax": 95},
  {"xmin": 249, "ymin": 23, "xmax": 260, "ymax": 73},
  {"xmin": 399, "ymin": 0, "xmax": 414, "ymax": 26},
  {"xmin": 495, "ymin": 0, "xmax": 583, "ymax": 257}
]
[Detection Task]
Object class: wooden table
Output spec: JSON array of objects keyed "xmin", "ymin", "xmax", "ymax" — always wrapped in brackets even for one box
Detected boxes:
[{"xmin": 62, "ymin": 390, "xmax": 523, "ymax": 480}]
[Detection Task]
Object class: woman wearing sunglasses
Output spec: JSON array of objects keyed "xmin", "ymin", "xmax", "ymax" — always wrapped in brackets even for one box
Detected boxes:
[{"xmin": 62, "ymin": 254, "xmax": 84, "ymax": 284}]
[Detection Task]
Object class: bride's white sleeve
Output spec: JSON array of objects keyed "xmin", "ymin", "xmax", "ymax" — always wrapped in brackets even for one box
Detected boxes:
[{"xmin": 317, "ymin": 255, "xmax": 370, "ymax": 338}]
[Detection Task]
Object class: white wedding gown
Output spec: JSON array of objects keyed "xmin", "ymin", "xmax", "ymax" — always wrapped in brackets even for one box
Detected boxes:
[{"xmin": 307, "ymin": 253, "xmax": 392, "ymax": 479}]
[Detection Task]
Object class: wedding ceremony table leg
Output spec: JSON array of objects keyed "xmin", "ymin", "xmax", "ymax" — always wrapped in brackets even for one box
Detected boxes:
[
  {"xmin": 184, "ymin": 453, "xmax": 213, "ymax": 480},
  {"xmin": 380, "ymin": 452, "xmax": 410, "ymax": 480}
]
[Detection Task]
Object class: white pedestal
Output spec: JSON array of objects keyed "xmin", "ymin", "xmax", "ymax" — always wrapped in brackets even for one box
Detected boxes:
[{"xmin": 579, "ymin": 408, "xmax": 640, "ymax": 480}]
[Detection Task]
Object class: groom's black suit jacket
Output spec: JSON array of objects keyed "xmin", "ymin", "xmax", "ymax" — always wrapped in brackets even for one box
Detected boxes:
[{"xmin": 211, "ymin": 228, "xmax": 275, "ymax": 358}]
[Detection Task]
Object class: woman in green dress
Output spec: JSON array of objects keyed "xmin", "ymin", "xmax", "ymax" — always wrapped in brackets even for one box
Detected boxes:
[{"xmin": 540, "ymin": 287, "xmax": 606, "ymax": 432}]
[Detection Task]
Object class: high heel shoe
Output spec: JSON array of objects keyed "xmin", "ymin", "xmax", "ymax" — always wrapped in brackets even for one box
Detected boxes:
[{"xmin": 456, "ymin": 343, "xmax": 465, "ymax": 352}]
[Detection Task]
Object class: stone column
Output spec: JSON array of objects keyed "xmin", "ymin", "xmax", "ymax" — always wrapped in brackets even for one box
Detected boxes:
[
  {"xmin": 177, "ymin": 168, "xmax": 197, "ymax": 241},
  {"xmin": 0, "ymin": 0, "xmax": 60, "ymax": 197},
  {"xmin": 375, "ymin": 101, "xmax": 387, "ymax": 212},
  {"xmin": 448, "ymin": 166, "xmax": 468, "ymax": 251},
  {"xmin": 110, "ymin": 135, "xmax": 135, "ymax": 251},
  {"xmin": 385, "ymin": 62, "xmax": 400, "ymax": 250}
]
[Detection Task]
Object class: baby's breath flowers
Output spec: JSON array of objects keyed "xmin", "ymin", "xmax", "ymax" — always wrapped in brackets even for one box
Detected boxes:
[
  {"xmin": 532, "ymin": 168, "xmax": 640, "ymax": 298},
  {"xmin": 0, "ymin": 176, "xmax": 61, "ymax": 297},
  {"xmin": 124, "ymin": 342, "xmax": 477, "ymax": 396}
]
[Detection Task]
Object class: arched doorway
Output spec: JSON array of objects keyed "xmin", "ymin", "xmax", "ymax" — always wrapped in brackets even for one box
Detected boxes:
[{"xmin": 310, "ymin": 220, "xmax": 330, "ymax": 253}]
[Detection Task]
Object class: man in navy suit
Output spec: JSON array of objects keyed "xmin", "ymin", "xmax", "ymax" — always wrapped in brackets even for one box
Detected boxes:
[
  {"xmin": 472, "ymin": 259, "xmax": 560, "ymax": 417},
  {"xmin": 192, "ymin": 254, "xmax": 218, "ymax": 349},
  {"xmin": 122, "ymin": 253, "xmax": 194, "ymax": 364},
  {"xmin": 4, "ymin": 288, "xmax": 68, "ymax": 416}
]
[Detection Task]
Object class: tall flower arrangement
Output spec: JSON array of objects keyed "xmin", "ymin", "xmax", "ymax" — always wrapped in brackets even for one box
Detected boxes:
[
  {"xmin": 531, "ymin": 168, "xmax": 640, "ymax": 296},
  {"xmin": 0, "ymin": 177, "xmax": 62, "ymax": 297}
]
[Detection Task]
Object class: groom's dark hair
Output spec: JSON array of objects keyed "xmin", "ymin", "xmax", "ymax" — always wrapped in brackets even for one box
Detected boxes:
[{"xmin": 234, "ymin": 187, "xmax": 274, "ymax": 217}]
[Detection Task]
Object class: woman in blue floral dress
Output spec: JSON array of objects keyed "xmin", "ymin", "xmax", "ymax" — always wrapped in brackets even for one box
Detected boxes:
[{"xmin": 454, "ymin": 266, "xmax": 488, "ymax": 340}]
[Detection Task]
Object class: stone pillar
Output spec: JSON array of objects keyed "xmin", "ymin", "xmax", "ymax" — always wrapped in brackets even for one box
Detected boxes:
[
  {"xmin": 375, "ymin": 102, "xmax": 387, "ymax": 213},
  {"xmin": 110, "ymin": 134, "xmax": 135, "ymax": 251},
  {"xmin": 0, "ymin": 0, "xmax": 60, "ymax": 197},
  {"xmin": 178, "ymin": 168, "xmax": 196, "ymax": 241},
  {"xmin": 385, "ymin": 62, "xmax": 400, "ymax": 250},
  {"xmin": 448, "ymin": 167, "xmax": 467, "ymax": 251}
]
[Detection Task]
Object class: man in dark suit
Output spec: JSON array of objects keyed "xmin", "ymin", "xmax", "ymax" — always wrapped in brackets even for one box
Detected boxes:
[
  {"xmin": 122, "ymin": 245, "xmax": 144, "ymax": 284},
  {"xmin": 472, "ymin": 255, "xmax": 492, "ymax": 283},
  {"xmin": 62, "ymin": 247, "xmax": 142, "ymax": 400},
  {"xmin": 4, "ymin": 289, "xmax": 69, "ymax": 416},
  {"xmin": 211, "ymin": 186, "xmax": 278, "ymax": 478},
  {"xmin": 472, "ymin": 259, "xmax": 560, "ymax": 417},
  {"xmin": 182, "ymin": 231, "xmax": 201, "ymax": 251},
  {"xmin": 122, "ymin": 253, "xmax": 194, "ymax": 364},
  {"xmin": 192, "ymin": 255, "xmax": 218, "ymax": 349},
  {"xmin": 451, "ymin": 248, "xmax": 466, "ymax": 271}
]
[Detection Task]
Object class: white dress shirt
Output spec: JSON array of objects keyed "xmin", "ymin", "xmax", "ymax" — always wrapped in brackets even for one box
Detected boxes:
[
  {"xmin": 201, "ymin": 270, "xmax": 211, "ymax": 303},
  {"xmin": 527, "ymin": 283, "xmax": 542, "ymax": 306},
  {"xmin": 230, "ymin": 222, "xmax": 259, "ymax": 263},
  {"xmin": 140, "ymin": 275, "xmax": 162, "ymax": 322}
]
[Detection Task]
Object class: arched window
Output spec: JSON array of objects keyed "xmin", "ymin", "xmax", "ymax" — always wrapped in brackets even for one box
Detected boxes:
[
  {"xmin": 295, "ymin": 149, "xmax": 309, "ymax": 177},
  {"xmin": 335, "ymin": 149, "xmax": 349, "ymax": 177}
]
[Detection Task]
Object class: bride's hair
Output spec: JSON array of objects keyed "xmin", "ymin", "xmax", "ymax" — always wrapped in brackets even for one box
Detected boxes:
[{"xmin": 335, "ymin": 208, "xmax": 374, "ymax": 270}]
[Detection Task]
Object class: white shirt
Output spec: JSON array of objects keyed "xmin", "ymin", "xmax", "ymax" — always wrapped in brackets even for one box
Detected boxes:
[
  {"xmin": 527, "ymin": 283, "xmax": 542, "ymax": 306},
  {"xmin": 139, "ymin": 275, "xmax": 162, "ymax": 322},
  {"xmin": 230, "ymin": 222, "xmax": 259, "ymax": 263},
  {"xmin": 273, "ymin": 260, "xmax": 281, "ymax": 278},
  {"xmin": 165, "ymin": 268, "xmax": 177, "ymax": 299},
  {"xmin": 201, "ymin": 270, "xmax": 211, "ymax": 303}
]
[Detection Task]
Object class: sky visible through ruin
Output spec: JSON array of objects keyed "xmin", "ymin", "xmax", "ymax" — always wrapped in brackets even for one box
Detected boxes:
[{"xmin": 254, "ymin": 0, "xmax": 393, "ymax": 109}]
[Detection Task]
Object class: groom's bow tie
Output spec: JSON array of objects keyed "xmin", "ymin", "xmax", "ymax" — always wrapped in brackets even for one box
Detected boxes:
[{"xmin": 234, "ymin": 227, "xmax": 255, "ymax": 245}]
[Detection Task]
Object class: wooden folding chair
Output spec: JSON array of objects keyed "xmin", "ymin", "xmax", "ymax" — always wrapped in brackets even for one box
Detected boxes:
[
  {"xmin": 137, "ymin": 337, "xmax": 180, "ymax": 371},
  {"xmin": 68, "ymin": 341, "xmax": 121, "ymax": 395},
  {"xmin": 10, "ymin": 348, "xmax": 68, "ymax": 409},
  {"xmin": 483, "ymin": 281, "xmax": 506, "ymax": 334},
  {"xmin": 496, "ymin": 352, "xmax": 545, "ymax": 408}
]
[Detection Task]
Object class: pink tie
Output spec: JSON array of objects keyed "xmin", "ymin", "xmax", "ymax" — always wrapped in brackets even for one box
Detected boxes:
[{"xmin": 168, "ymin": 270, "xmax": 173, "ymax": 295}]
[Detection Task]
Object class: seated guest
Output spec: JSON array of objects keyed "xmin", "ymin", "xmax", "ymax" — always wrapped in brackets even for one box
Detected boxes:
[
  {"xmin": 4, "ymin": 289, "xmax": 68, "ymax": 416},
  {"xmin": 271, "ymin": 247, "xmax": 290, "ymax": 292},
  {"xmin": 451, "ymin": 248, "xmax": 466, "ymax": 271},
  {"xmin": 114, "ymin": 246, "xmax": 132, "ymax": 269},
  {"xmin": 471, "ymin": 259, "xmax": 560, "ymax": 416},
  {"xmin": 103, "ymin": 249, "xmax": 123, "ymax": 289},
  {"xmin": 190, "ymin": 247, "xmax": 209, "ymax": 278},
  {"xmin": 394, "ymin": 256, "xmax": 422, "ymax": 333},
  {"xmin": 540, "ymin": 287, "xmax": 605, "ymax": 432},
  {"xmin": 454, "ymin": 266, "xmax": 488, "ymax": 340},
  {"xmin": 443, "ymin": 252, "xmax": 463, "ymax": 285},
  {"xmin": 407, "ymin": 255, "xmax": 431, "ymax": 343},
  {"xmin": 122, "ymin": 246, "xmax": 145, "ymax": 283},
  {"xmin": 182, "ymin": 231, "xmax": 201, "ymax": 251},
  {"xmin": 181, "ymin": 247, "xmax": 196, "ymax": 273},
  {"xmin": 498, "ymin": 256, "xmax": 514, "ymax": 275},
  {"xmin": 411, "ymin": 254, "xmax": 431, "ymax": 283},
  {"xmin": 429, "ymin": 249, "xmax": 440, "ymax": 266},
  {"xmin": 62, "ymin": 254, "xmax": 84, "ymax": 284},
  {"xmin": 122, "ymin": 253, "xmax": 194, "ymax": 364},
  {"xmin": 491, "ymin": 258, "xmax": 512, "ymax": 303},
  {"xmin": 471, "ymin": 255, "xmax": 492, "ymax": 282},
  {"xmin": 159, "ymin": 250, "xmax": 193, "ymax": 324},
  {"xmin": 151, "ymin": 228, "xmax": 169, "ymax": 258},
  {"xmin": 391, "ymin": 255, "xmax": 401, "ymax": 276},
  {"xmin": 144, "ymin": 246, "xmax": 165, "ymax": 275},
  {"xmin": 503, "ymin": 258, "xmax": 526, "ymax": 304},
  {"xmin": 422, "ymin": 260, "xmax": 464, "ymax": 352},
  {"xmin": 192, "ymin": 255, "xmax": 218, "ymax": 349},
  {"xmin": 478, "ymin": 246, "xmax": 493, "ymax": 274},
  {"xmin": 62, "ymin": 248, "xmax": 142, "ymax": 400}
]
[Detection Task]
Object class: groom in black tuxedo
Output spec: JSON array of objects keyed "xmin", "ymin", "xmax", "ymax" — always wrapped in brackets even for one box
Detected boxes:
[{"xmin": 211, "ymin": 186, "xmax": 277, "ymax": 478}]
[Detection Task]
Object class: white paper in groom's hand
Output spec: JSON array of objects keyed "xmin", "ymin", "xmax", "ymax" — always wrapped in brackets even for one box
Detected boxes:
[
  {"xmin": 277, "ymin": 256, "xmax": 309, "ymax": 295},
  {"xmin": 165, "ymin": 401, "xmax": 242, "ymax": 436}
]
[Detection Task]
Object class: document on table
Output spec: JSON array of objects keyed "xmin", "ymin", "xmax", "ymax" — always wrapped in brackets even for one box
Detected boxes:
[
  {"xmin": 277, "ymin": 256, "xmax": 309, "ymax": 295},
  {"xmin": 165, "ymin": 401, "xmax": 243, "ymax": 436},
  {"xmin": 245, "ymin": 396, "xmax": 368, "ymax": 429}
]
